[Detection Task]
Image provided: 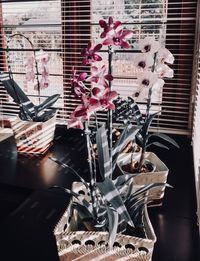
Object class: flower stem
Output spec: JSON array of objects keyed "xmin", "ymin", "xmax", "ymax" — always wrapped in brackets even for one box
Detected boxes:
[
  {"xmin": 84, "ymin": 121, "xmax": 97, "ymax": 218},
  {"xmin": 8, "ymin": 33, "xmax": 41, "ymax": 104},
  {"xmin": 108, "ymin": 45, "xmax": 113, "ymax": 173}
]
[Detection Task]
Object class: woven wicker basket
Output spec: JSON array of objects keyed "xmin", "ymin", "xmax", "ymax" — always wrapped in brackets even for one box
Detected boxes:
[
  {"xmin": 116, "ymin": 152, "xmax": 169, "ymax": 204},
  {"xmin": 10, "ymin": 115, "xmax": 56, "ymax": 154},
  {"xmin": 54, "ymin": 182, "xmax": 156, "ymax": 261}
]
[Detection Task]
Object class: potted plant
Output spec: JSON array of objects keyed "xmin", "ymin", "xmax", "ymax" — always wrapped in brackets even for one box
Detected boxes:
[
  {"xmin": 0, "ymin": 34, "xmax": 60, "ymax": 154},
  {"xmin": 50, "ymin": 17, "xmax": 173, "ymax": 260},
  {"xmin": 52, "ymin": 124, "xmax": 171, "ymax": 260},
  {"xmin": 114, "ymin": 36, "xmax": 179, "ymax": 204}
]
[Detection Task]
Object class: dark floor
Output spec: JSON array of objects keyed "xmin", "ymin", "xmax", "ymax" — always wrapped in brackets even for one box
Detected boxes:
[{"xmin": 0, "ymin": 126, "xmax": 199, "ymax": 261}]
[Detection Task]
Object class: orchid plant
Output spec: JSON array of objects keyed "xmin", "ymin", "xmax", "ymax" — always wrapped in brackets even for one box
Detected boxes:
[
  {"xmin": 113, "ymin": 36, "xmax": 179, "ymax": 172},
  {"xmin": 25, "ymin": 48, "xmax": 50, "ymax": 91},
  {"xmin": 51, "ymin": 17, "xmax": 175, "ymax": 246},
  {"xmin": 4, "ymin": 33, "xmax": 59, "ymax": 122}
]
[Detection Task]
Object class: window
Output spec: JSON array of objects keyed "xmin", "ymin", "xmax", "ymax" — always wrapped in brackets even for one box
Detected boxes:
[
  {"xmin": 0, "ymin": 0, "xmax": 64, "ymax": 119},
  {"xmin": 0, "ymin": 0, "xmax": 198, "ymax": 135},
  {"xmin": 61, "ymin": 0, "xmax": 198, "ymax": 134}
]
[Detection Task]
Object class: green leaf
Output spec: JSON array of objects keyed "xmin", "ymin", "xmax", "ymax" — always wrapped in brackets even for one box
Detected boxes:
[
  {"xmin": 96, "ymin": 125, "xmax": 112, "ymax": 179},
  {"xmin": 135, "ymin": 132, "xmax": 144, "ymax": 147},
  {"xmin": 113, "ymin": 173, "xmax": 139, "ymax": 190},
  {"xmin": 127, "ymin": 97, "xmax": 143, "ymax": 125},
  {"xmin": 97, "ymin": 178, "xmax": 134, "ymax": 227},
  {"xmin": 107, "ymin": 206, "xmax": 119, "ymax": 247},
  {"xmin": 49, "ymin": 157, "xmax": 89, "ymax": 190},
  {"xmin": 140, "ymin": 111, "xmax": 160, "ymax": 138},
  {"xmin": 95, "ymin": 206, "xmax": 107, "ymax": 228},
  {"xmin": 72, "ymin": 202, "xmax": 94, "ymax": 221},
  {"xmin": 112, "ymin": 124, "xmax": 139, "ymax": 170},
  {"xmin": 149, "ymin": 133, "xmax": 179, "ymax": 148},
  {"xmin": 146, "ymin": 141, "xmax": 169, "ymax": 150},
  {"xmin": 51, "ymin": 185, "xmax": 80, "ymax": 199}
]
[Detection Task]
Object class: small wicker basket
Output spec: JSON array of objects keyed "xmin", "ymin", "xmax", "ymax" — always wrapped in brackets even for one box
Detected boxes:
[
  {"xmin": 116, "ymin": 152, "xmax": 169, "ymax": 204},
  {"xmin": 54, "ymin": 182, "xmax": 156, "ymax": 261},
  {"xmin": 10, "ymin": 115, "xmax": 56, "ymax": 154}
]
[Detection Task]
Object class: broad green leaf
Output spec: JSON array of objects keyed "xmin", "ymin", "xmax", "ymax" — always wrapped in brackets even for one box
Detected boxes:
[
  {"xmin": 112, "ymin": 124, "xmax": 139, "ymax": 170},
  {"xmin": 146, "ymin": 141, "xmax": 169, "ymax": 150},
  {"xmin": 96, "ymin": 125, "xmax": 112, "ymax": 179},
  {"xmin": 148, "ymin": 133, "xmax": 179, "ymax": 148},
  {"xmin": 140, "ymin": 111, "xmax": 160, "ymax": 138},
  {"xmin": 135, "ymin": 132, "xmax": 144, "ymax": 147},
  {"xmin": 113, "ymin": 173, "xmax": 139, "ymax": 189},
  {"xmin": 127, "ymin": 97, "xmax": 143, "ymax": 125},
  {"xmin": 94, "ymin": 206, "xmax": 107, "ymax": 228},
  {"xmin": 107, "ymin": 206, "xmax": 119, "ymax": 247},
  {"xmin": 97, "ymin": 178, "xmax": 134, "ymax": 227}
]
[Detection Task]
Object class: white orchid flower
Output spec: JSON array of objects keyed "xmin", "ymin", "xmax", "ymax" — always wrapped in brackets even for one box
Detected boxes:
[
  {"xmin": 138, "ymin": 36, "xmax": 160, "ymax": 54},
  {"xmin": 134, "ymin": 53, "xmax": 154, "ymax": 70},
  {"xmin": 137, "ymin": 71, "xmax": 158, "ymax": 89},
  {"xmin": 135, "ymin": 73, "xmax": 165, "ymax": 101},
  {"xmin": 156, "ymin": 64, "xmax": 174, "ymax": 78},
  {"xmin": 157, "ymin": 47, "xmax": 174, "ymax": 64}
]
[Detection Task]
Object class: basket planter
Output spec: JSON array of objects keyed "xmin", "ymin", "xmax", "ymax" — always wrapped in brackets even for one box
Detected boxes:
[
  {"xmin": 10, "ymin": 115, "xmax": 56, "ymax": 154},
  {"xmin": 54, "ymin": 182, "xmax": 156, "ymax": 261},
  {"xmin": 116, "ymin": 152, "xmax": 169, "ymax": 204}
]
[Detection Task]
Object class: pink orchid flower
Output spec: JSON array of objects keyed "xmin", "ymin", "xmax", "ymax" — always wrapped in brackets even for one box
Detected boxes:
[
  {"xmin": 102, "ymin": 27, "xmax": 133, "ymax": 49},
  {"xmin": 35, "ymin": 49, "xmax": 50, "ymax": 64},
  {"xmin": 99, "ymin": 16, "xmax": 122, "ymax": 38},
  {"xmin": 90, "ymin": 86, "xmax": 118, "ymax": 110},
  {"xmin": 73, "ymin": 95, "xmax": 98, "ymax": 119},
  {"xmin": 67, "ymin": 109, "xmax": 85, "ymax": 130},
  {"xmin": 68, "ymin": 96, "xmax": 91, "ymax": 130},
  {"xmin": 81, "ymin": 41, "xmax": 102, "ymax": 65},
  {"xmin": 39, "ymin": 66, "xmax": 49, "ymax": 89},
  {"xmin": 35, "ymin": 49, "xmax": 50, "ymax": 89},
  {"xmin": 25, "ymin": 56, "xmax": 35, "ymax": 82},
  {"xmin": 86, "ymin": 65, "xmax": 113, "ymax": 86},
  {"xmin": 71, "ymin": 67, "xmax": 87, "ymax": 97}
]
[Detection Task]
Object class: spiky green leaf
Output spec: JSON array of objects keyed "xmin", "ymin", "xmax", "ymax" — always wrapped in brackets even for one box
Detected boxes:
[
  {"xmin": 146, "ymin": 141, "xmax": 169, "ymax": 150},
  {"xmin": 148, "ymin": 133, "xmax": 179, "ymax": 148},
  {"xmin": 96, "ymin": 125, "xmax": 112, "ymax": 179},
  {"xmin": 112, "ymin": 124, "xmax": 139, "ymax": 170},
  {"xmin": 107, "ymin": 206, "xmax": 119, "ymax": 247},
  {"xmin": 97, "ymin": 178, "xmax": 134, "ymax": 227}
]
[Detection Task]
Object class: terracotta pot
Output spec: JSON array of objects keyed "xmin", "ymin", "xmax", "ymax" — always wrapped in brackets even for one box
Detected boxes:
[
  {"xmin": 10, "ymin": 115, "xmax": 56, "ymax": 154},
  {"xmin": 115, "ymin": 152, "xmax": 169, "ymax": 205},
  {"xmin": 54, "ymin": 182, "xmax": 156, "ymax": 261}
]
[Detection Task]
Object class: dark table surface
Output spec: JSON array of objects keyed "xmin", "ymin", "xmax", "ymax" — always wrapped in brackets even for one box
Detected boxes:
[{"xmin": 0, "ymin": 126, "xmax": 199, "ymax": 261}]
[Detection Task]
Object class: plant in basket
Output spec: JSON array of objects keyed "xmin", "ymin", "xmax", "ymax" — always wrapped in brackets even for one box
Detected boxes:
[
  {"xmin": 0, "ymin": 34, "xmax": 60, "ymax": 154},
  {"xmin": 51, "ymin": 17, "xmax": 172, "ymax": 260},
  {"xmin": 52, "ymin": 124, "xmax": 170, "ymax": 260}
]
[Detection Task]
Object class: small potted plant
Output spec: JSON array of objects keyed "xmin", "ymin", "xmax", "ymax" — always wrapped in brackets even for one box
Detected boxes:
[
  {"xmin": 115, "ymin": 37, "xmax": 179, "ymax": 204},
  {"xmin": 0, "ymin": 34, "xmax": 60, "ymax": 154}
]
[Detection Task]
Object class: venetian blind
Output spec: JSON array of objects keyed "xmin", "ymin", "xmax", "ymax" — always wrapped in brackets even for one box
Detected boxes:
[
  {"xmin": 0, "ymin": 0, "xmax": 198, "ymax": 135},
  {"xmin": 62, "ymin": 0, "xmax": 198, "ymax": 135},
  {"xmin": 0, "ymin": 0, "xmax": 64, "ymax": 121},
  {"xmin": 191, "ymin": 0, "xmax": 200, "ymax": 230}
]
